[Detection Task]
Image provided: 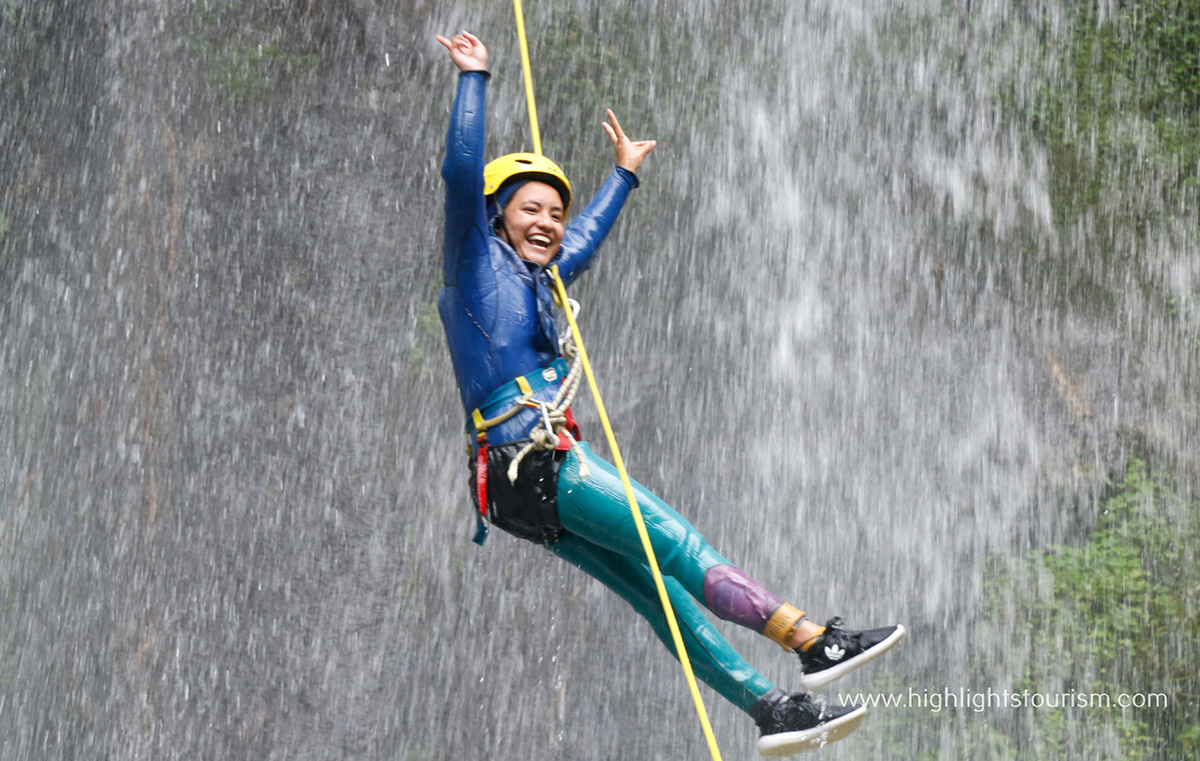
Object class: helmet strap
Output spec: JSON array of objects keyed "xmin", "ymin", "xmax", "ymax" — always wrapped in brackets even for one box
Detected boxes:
[{"xmin": 488, "ymin": 179, "xmax": 529, "ymax": 242}]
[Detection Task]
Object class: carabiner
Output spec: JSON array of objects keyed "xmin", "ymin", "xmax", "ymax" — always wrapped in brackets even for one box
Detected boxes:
[{"xmin": 536, "ymin": 401, "xmax": 555, "ymax": 435}]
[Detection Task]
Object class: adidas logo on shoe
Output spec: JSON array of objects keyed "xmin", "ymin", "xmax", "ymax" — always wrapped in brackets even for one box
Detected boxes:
[
  {"xmin": 796, "ymin": 619, "xmax": 908, "ymax": 692},
  {"xmin": 824, "ymin": 643, "xmax": 846, "ymax": 662}
]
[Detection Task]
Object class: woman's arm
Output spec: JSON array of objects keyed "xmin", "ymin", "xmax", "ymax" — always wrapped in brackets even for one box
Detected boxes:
[
  {"xmin": 438, "ymin": 32, "xmax": 491, "ymax": 287},
  {"xmin": 555, "ymin": 111, "xmax": 657, "ymax": 284}
]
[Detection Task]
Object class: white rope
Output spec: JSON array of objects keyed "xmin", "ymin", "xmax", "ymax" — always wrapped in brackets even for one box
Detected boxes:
[{"xmin": 507, "ymin": 334, "xmax": 590, "ymax": 484}]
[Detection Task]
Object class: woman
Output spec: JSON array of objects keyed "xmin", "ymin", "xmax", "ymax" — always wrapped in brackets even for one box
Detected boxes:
[{"xmin": 435, "ymin": 31, "xmax": 904, "ymax": 756}]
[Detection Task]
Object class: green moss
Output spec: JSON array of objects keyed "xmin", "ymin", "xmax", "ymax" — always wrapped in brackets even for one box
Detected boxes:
[
  {"xmin": 0, "ymin": 0, "xmax": 19, "ymax": 26},
  {"xmin": 1, "ymin": 1, "xmax": 59, "ymax": 98},
  {"xmin": 192, "ymin": 38, "xmax": 319, "ymax": 105},
  {"xmin": 1036, "ymin": 1, "xmax": 1200, "ymax": 229},
  {"xmin": 984, "ymin": 459, "xmax": 1200, "ymax": 759},
  {"xmin": 405, "ymin": 270, "xmax": 444, "ymax": 376},
  {"xmin": 185, "ymin": 1, "xmax": 321, "ymax": 107}
]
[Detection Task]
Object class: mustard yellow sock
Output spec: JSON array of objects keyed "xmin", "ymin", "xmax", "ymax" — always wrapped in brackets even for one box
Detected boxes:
[{"xmin": 763, "ymin": 603, "xmax": 806, "ymax": 651}]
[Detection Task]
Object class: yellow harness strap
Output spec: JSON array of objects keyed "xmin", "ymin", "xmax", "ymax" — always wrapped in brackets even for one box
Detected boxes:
[{"xmin": 470, "ymin": 374, "xmax": 535, "ymax": 437}]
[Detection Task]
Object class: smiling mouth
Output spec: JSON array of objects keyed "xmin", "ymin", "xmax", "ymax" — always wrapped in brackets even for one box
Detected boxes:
[{"xmin": 528, "ymin": 234, "xmax": 552, "ymax": 249}]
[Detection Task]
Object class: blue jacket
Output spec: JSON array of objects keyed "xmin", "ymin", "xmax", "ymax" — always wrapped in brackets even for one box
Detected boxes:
[{"xmin": 438, "ymin": 71, "xmax": 638, "ymax": 445}]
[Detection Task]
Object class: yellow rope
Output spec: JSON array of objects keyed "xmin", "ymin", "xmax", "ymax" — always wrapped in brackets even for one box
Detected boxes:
[
  {"xmin": 551, "ymin": 270, "xmax": 724, "ymax": 761},
  {"xmin": 509, "ymin": 3, "xmax": 722, "ymax": 755},
  {"xmin": 511, "ymin": 0, "xmax": 542, "ymax": 156}
]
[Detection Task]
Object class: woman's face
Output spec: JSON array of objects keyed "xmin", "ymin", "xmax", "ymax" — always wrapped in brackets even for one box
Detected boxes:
[{"xmin": 498, "ymin": 181, "xmax": 565, "ymax": 266}]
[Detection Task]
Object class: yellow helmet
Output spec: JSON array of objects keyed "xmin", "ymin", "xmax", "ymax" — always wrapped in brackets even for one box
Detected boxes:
[{"xmin": 483, "ymin": 153, "xmax": 572, "ymax": 213}]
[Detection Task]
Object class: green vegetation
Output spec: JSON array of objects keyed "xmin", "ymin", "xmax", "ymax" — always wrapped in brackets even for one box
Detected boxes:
[
  {"xmin": 984, "ymin": 459, "xmax": 1200, "ymax": 759},
  {"xmin": 842, "ymin": 458, "xmax": 1198, "ymax": 761},
  {"xmin": 406, "ymin": 299, "xmax": 442, "ymax": 376},
  {"xmin": 185, "ymin": 1, "xmax": 320, "ymax": 106},
  {"xmin": 1033, "ymin": 0, "xmax": 1200, "ymax": 229},
  {"xmin": 405, "ymin": 270, "xmax": 444, "ymax": 376},
  {"xmin": 188, "ymin": 35, "xmax": 319, "ymax": 105},
  {"xmin": 1, "ymin": 2, "xmax": 63, "ymax": 99},
  {"xmin": 1, "ymin": 0, "xmax": 20, "ymax": 26},
  {"xmin": 0, "ymin": 579, "xmax": 15, "ymax": 693}
]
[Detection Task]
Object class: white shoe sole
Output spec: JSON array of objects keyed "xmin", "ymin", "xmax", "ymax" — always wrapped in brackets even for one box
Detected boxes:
[
  {"xmin": 757, "ymin": 705, "xmax": 867, "ymax": 757},
  {"xmin": 798, "ymin": 624, "xmax": 907, "ymax": 692}
]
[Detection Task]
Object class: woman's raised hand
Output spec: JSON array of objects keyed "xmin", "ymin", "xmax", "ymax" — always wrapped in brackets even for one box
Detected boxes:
[
  {"xmin": 436, "ymin": 31, "xmax": 488, "ymax": 72},
  {"xmin": 602, "ymin": 110, "xmax": 657, "ymax": 174}
]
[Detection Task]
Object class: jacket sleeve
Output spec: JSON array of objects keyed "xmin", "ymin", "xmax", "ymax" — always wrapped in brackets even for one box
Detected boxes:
[
  {"xmin": 553, "ymin": 166, "xmax": 640, "ymax": 286},
  {"xmin": 441, "ymin": 71, "xmax": 491, "ymax": 287}
]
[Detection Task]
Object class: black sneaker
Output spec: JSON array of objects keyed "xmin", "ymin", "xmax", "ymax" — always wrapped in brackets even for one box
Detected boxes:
[
  {"xmin": 796, "ymin": 618, "xmax": 906, "ymax": 691},
  {"xmin": 752, "ymin": 688, "xmax": 866, "ymax": 757}
]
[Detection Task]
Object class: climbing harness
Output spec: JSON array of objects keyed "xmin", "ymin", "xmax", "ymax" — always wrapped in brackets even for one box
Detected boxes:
[{"xmin": 467, "ymin": 323, "xmax": 589, "ymax": 545}]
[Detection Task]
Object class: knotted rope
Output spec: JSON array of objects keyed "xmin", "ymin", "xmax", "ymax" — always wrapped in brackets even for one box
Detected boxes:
[{"xmin": 507, "ymin": 327, "xmax": 590, "ymax": 484}]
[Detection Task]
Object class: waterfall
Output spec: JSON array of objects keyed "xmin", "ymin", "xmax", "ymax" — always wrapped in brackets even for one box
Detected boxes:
[{"xmin": 3, "ymin": 2, "xmax": 1196, "ymax": 759}]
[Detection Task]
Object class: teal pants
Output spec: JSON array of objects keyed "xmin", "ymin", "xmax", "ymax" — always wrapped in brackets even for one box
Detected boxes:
[{"xmin": 550, "ymin": 442, "xmax": 776, "ymax": 712}]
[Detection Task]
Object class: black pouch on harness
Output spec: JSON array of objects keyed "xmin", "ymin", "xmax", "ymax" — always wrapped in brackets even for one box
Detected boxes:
[{"xmin": 469, "ymin": 441, "xmax": 567, "ymax": 545}]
